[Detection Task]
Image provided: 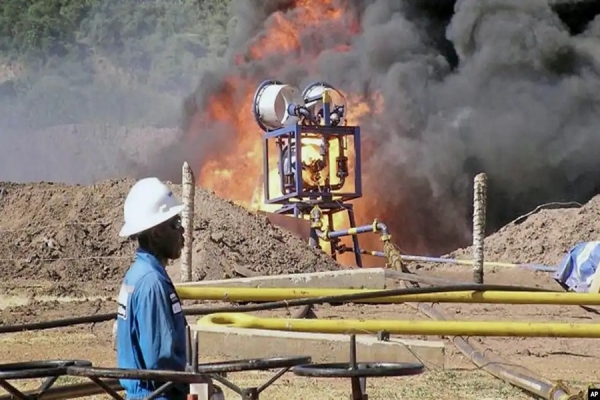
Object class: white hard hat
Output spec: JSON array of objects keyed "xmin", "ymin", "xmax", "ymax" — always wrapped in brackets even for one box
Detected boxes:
[{"xmin": 119, "ymin": 177, "xmax": 185, "ymax": 238}]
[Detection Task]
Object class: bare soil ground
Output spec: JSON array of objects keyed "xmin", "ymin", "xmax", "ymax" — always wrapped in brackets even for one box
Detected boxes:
[
  {"xmin": 1, "ymin": 179, "xmax": 599, "ymax": 399},
  {"xmin": 0, "ymin": 333, "xmax": 527, "ymax": 400}
]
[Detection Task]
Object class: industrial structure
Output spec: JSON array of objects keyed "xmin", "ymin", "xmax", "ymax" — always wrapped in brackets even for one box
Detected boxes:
[{"xmin": 252, "ymin": 80, "xmax": 364, "ymax": 265}]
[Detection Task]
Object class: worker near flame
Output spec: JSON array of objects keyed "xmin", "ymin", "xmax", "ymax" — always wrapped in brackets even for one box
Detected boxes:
[{"xmin": 115, "ymin": 177, "xmax": 190, "ymax": 399}]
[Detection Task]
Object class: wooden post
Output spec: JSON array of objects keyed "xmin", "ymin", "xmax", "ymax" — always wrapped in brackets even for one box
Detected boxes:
[
  {"xmin": 472, "ymin": 173, "xmax": 487, "ymax": 284},
  {"xmin": 181, "ymin": 162, "xmax": 195, "ymax": 283}
]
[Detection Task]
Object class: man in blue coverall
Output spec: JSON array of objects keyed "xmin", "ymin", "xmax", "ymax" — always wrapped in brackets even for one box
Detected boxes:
[{"xmin": 114, "ymin": 177, "xmax": 204, "ymax": 399}]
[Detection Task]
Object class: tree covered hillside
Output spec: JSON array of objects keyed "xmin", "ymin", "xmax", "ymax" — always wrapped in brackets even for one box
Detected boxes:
[{"xmin": 0, "ymin": 0, "xmax": 231, "ymax": 128}]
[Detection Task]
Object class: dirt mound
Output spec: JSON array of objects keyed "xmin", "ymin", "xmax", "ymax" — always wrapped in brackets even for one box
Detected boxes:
[
  {"xmin": 0, "ymin": 179, "xmax": 136, "ymax": 283},
  {"xmin": 186, "ymin": 189, "xmax": 340, "ymax": 281},
  {"xmin": 450, "ymin": 196, "xmax": 600, "ymax": 266},
  {"xmin": 0, "ymin": 178, "xmax": 339, "ymax": 284}
]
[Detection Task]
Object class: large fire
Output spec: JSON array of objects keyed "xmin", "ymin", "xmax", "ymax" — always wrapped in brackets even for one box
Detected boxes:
[{"xmin": 188, "ymin": 0, "xmax": 386, "ymax": 265}]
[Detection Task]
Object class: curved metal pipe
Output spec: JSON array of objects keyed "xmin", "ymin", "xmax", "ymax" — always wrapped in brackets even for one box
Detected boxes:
[
  {"xmin": 197, "ymin": 312, "xmax": 600, "ymax": 338},
  {"xmin": 375, "ymin": 221, "xmax": 389, "ymax": 237},
  {"xmin": 0, "ymin": 380, "xmax": 122, "ymax": 400}
]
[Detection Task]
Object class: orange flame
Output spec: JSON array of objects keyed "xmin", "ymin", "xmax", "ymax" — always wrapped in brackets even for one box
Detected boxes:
[{"xmin": 190, "ymin": 0, "xmax": 386, "ymax": 265}]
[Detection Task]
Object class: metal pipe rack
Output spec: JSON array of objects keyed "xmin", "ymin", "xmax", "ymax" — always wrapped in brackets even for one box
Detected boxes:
[
  {"xmin": 0, "ymin": 325, "xmax": 428, "ymax": 400},
  {"xmin": 0, "ymin": 326, "xmax": 311, "ymax": 400},
  {"xmin": 293, "ymin": 334, "xmax": 424, "ymax": 400}
]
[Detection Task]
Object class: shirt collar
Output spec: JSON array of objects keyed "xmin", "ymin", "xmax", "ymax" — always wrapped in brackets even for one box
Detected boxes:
[{"xmin": 135, "ymin": 248, "xmax": 169, "ymax": 281}]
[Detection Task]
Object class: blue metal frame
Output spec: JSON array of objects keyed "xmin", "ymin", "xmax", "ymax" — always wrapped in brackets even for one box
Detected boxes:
[
  {"xmin": 256, "ymin": 81, "xmax": 364, "ymax": 267},
  {"xmin": 262, "ymin": 124, "xmax": 362, "ymax": 205}
]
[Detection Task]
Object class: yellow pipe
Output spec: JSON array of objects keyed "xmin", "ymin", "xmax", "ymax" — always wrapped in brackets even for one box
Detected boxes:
[
  {"xmin": 197, "ymin": 313, "xmax": 600, "ymax": 338},
  {"xmin": 175, "ymin": 286, "xmax": 600, "ymax": 305},
  {"xmin": 333, "ymin": 220, "xmax": 587, "ymax": 398},
  {"xmin": 376, "ymin": 229, "xmax": 583, "ymax": 399}
]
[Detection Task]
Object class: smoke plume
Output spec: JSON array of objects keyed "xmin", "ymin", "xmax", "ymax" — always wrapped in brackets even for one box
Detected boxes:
[
  {"xmin": 178, "ymin": 0, "xmax": 600, "ymax": 254},
  {"xmin": 4, "ymin": 0, "xmax": 600, "ymax": 255}
]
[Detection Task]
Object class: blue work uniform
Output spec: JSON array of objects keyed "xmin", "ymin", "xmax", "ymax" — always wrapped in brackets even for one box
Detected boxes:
[{"xmin": 116, "ymin": 249, "xmax": 188, "ymax": 400}]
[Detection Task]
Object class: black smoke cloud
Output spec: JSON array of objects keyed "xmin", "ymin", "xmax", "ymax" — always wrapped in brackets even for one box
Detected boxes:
[{"xmin": 176, "ymin": 0, "xmax": 600, "ymax": 254}]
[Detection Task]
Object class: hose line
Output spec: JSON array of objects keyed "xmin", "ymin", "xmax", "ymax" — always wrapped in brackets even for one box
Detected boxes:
[
  {"xmin": 0, "ymin": 283, "xmax": 556, "ymax": 334},
  {"xmin": 384, "ymin": 241, "xmax": 586, "ymax": 400}
]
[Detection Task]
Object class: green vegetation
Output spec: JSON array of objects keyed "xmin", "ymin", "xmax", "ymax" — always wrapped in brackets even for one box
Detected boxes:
[{"xmin": 0, "ymin": 0, "xmax": 231, "ymax": 128}]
